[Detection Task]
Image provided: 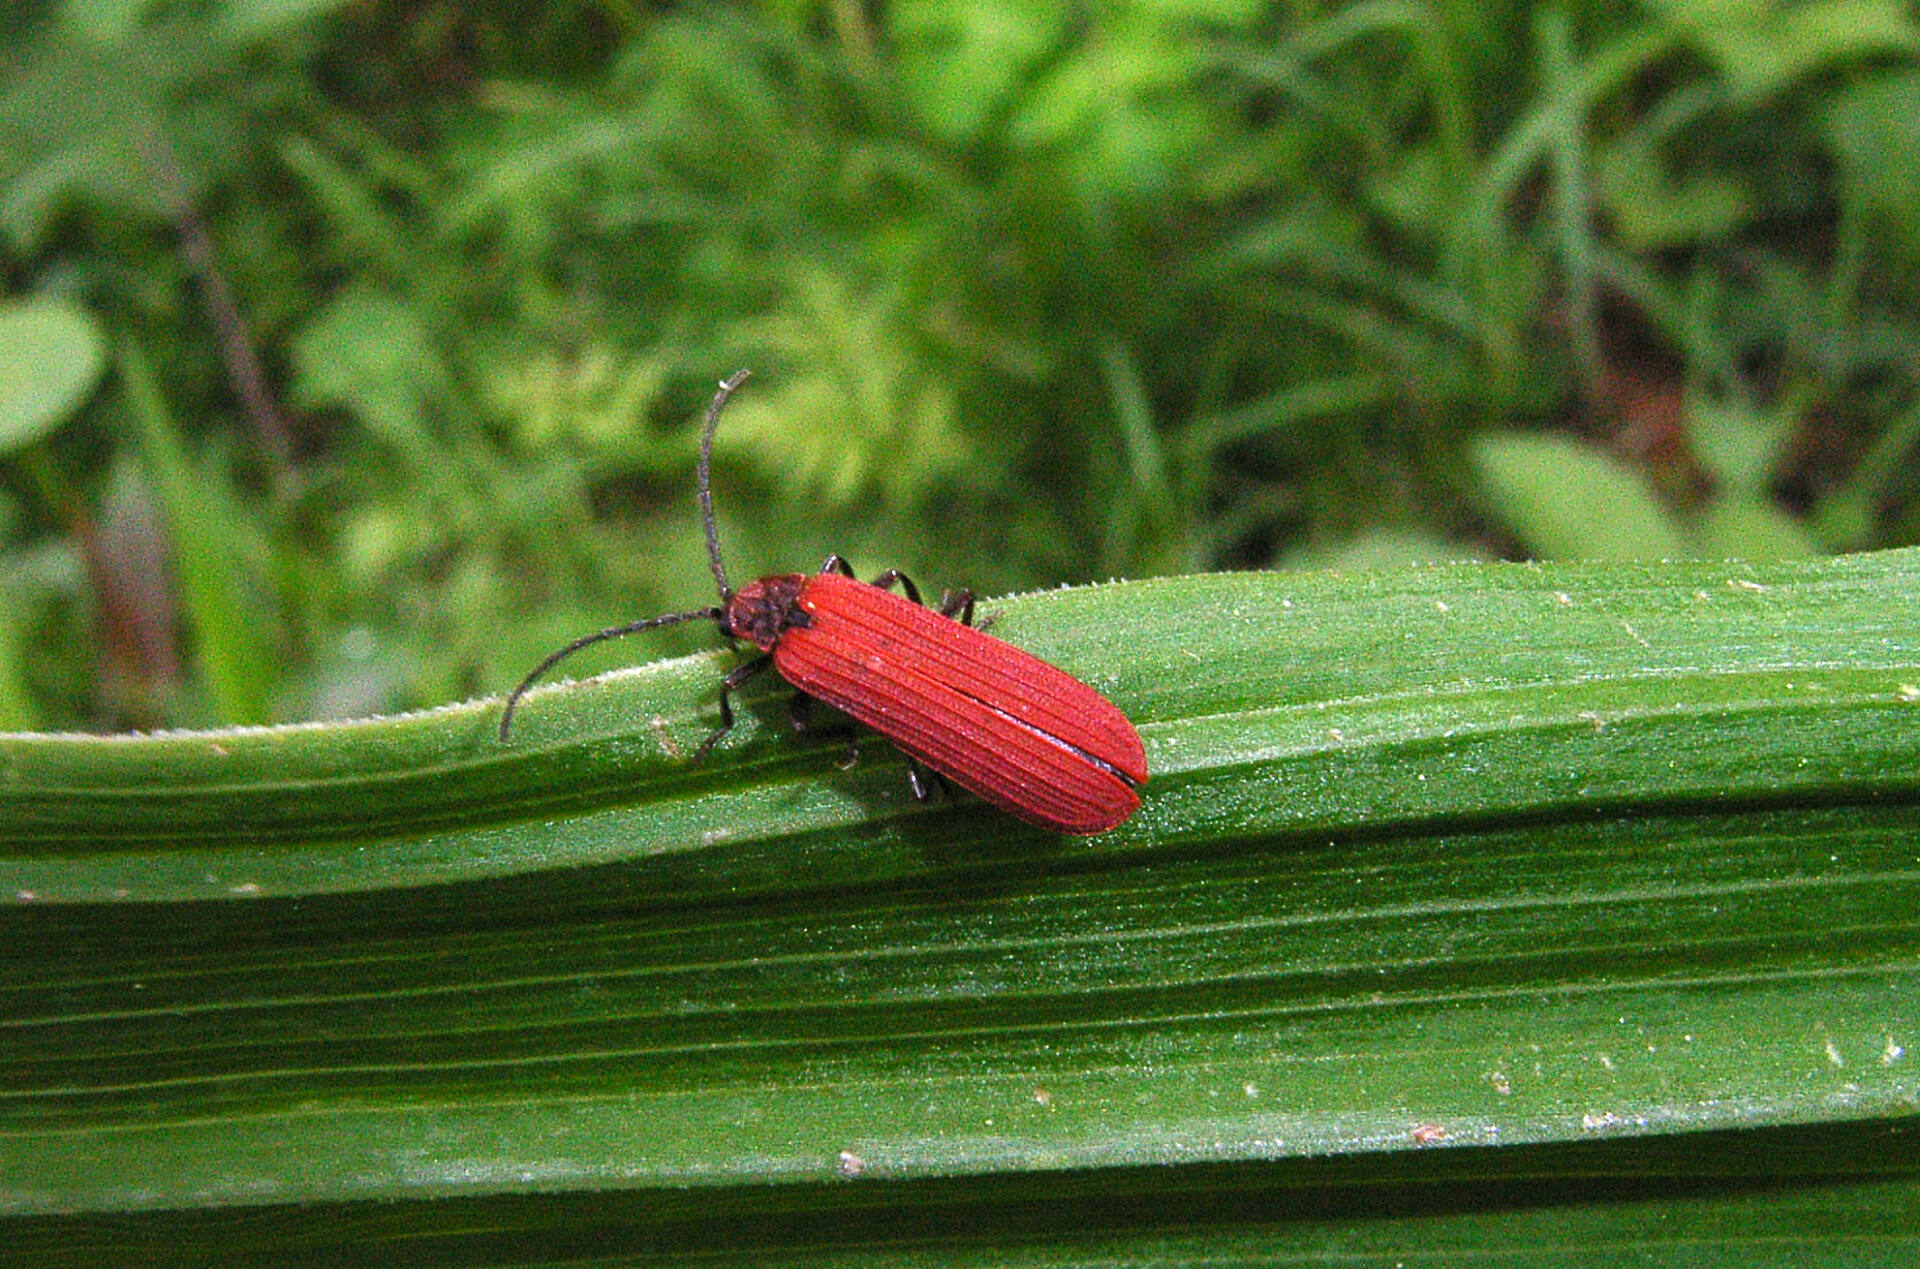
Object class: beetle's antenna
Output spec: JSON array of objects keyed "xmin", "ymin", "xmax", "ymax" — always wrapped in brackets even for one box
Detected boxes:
[
  {"xmin": 699, "ymin": 369, "xmax": 752, "ymax": 601},
  {"xmin": 498, "ymin": 607, "xmax": 721, "ymax": 743},
  {"xmin": 499, "ymin": 369, "xmax": 750, "ymax": 746}
]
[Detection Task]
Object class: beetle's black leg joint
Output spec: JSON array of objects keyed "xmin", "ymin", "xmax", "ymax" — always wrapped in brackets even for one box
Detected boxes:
[
  {"xmin": 789, "ymin": 691, "xmax": 861, "ymax": 741},
  {"xmin": 821, "ymin": 554, "xmax": 856, "ymax": 578},
  {"xmin": 695, "ymin": 656, "xmax": 772, "ymax": 759},
  {"xmin": 787, "ymin": 691, "xmax": 814, "ymax": 734},
  {"xmin": 790, "ymin": 690, "xmax": 861, "ymax": 771},
  {"xmin": 866, "ymin": 568, "xmax": 925, "ymax": 607},
  {"xmin": 937, "ymin": 588, "xmax": 976, "ymax": 625}
]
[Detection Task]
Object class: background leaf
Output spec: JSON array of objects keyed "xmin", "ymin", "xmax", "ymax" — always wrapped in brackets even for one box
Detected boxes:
[
  {"xmin": 115, "ymin": 340, "xmax": 275, "ymax": 725},
  {"xmin": 1691, "ymin": 496, "xmax": 1824, "ymax": 558},
  {"xmin": 1469, "ymin": 431, "xmax": 1690, "ymax": 559},
  {"xmin": 0, "ymin": 299, "xmax": 105, "ymax": 455}
]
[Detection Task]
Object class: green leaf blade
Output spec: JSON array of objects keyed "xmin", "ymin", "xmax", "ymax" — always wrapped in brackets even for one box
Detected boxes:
[
  {"xmin": 3, "ymin": 552, "xmax": 1919, "ymax": 1229},
  {"xmin": 115, "ymin": 342, "xmax": 276, "ymax": 726}
]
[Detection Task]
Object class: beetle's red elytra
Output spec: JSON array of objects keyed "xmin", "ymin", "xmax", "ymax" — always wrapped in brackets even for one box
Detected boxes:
[
  {"xmin": 733, "ymin": 570, "xmax": 1146, "ymax": 833},
  {"xmin": 500, "ymin": 370, "xmax": 1147, "ymax": 835}
]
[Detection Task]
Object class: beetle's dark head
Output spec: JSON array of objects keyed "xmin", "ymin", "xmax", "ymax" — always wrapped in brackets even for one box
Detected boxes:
[{"xmin": 721, "ymin": 574, "xmax": 811, "ymax": 652}]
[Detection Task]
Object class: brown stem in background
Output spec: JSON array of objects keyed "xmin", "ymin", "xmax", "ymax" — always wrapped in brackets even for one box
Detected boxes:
[
  {"xmin": 140, "ymin": 128, "xmax": 297, "ymax": 491},
  {"xmin": 827, "ymin": 0, "xmax": 879, "ymax": 72}
]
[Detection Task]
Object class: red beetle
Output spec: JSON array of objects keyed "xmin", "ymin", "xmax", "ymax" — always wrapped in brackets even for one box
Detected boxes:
[{"xmin": 500, "ymin": 371, "xmax": 1146, "ymax": 834}]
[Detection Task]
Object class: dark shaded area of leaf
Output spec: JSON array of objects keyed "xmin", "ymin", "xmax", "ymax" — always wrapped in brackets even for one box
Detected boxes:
[{"xmin": 8, "ymin": 1122, "xmax": 1918, "ymax": 1266}]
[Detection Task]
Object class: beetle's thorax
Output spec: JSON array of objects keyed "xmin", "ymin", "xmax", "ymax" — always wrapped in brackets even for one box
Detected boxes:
[{"xmin": 721, "ymin": 574, "xmax": 812, "ymax": 651}]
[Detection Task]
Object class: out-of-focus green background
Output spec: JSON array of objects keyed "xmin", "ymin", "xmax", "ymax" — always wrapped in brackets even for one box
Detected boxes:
[{"xmin": 3, "ymin": 0, "xmax": 1918, "ymax": 733}]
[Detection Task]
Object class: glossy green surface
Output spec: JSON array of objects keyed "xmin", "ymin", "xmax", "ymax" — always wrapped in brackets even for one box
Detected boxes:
[{"xmin": 4, "ymin": 553, "xmax": 1918, "ymax": 1259}]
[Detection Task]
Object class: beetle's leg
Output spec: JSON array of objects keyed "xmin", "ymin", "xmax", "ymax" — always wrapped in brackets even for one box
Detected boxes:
[
  {"xmin": 937, "ymin": 586, "xmax": 1000, "ymax": 632},
  {"xmin": 694, "ymin": 656, "xmax": 772, "ymax": 759},
  {"xmin": 936, "ymin": 588, "xmax": 976, "ymax": 625},
  {"xmin": 787, "ymin": 690, "xmax": 814, "ymax": 733},
  {"xmin": 867, "ymin": 569, "xmax": 983, "ymax": 629},
  {"xmin": 864, "ymin": 567, "xmax": 925, "ymax": 607},
  {"xmin": 836, "ymin": 561, "xmax": 967, "ymax": 618},
  {"xmin": 789, "ymin": 690, "xmax": 861, "ymax": 768},
  {"xmin": 946, "ymin": 589, "xmax": 1001, "ymax": 633},
  {"xmin": 822, "ymin": 555, "xmax": 990, "ymax": 630},
  {"xmin": 905, "ymin": 758, "xmax": 954, "ymax": 804}
]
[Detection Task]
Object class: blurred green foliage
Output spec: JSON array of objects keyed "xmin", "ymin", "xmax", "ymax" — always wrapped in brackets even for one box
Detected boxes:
[{"xmin": 3, "ymin": 0, "xmax": 1920, "ymax": 730}]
